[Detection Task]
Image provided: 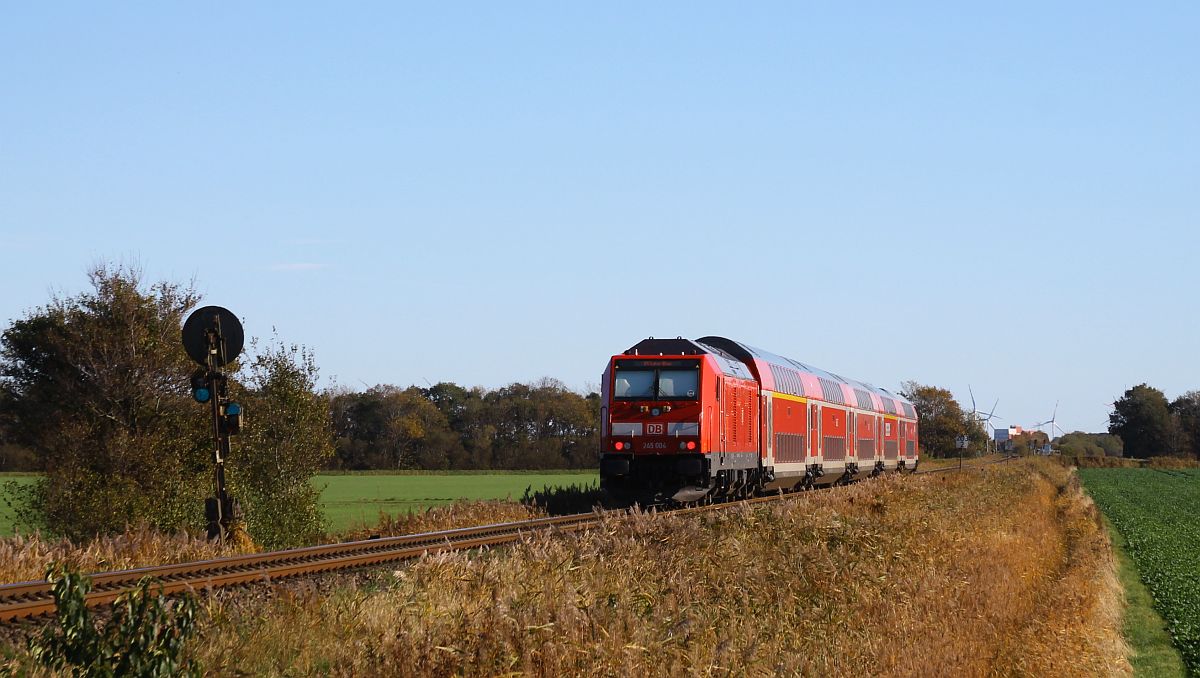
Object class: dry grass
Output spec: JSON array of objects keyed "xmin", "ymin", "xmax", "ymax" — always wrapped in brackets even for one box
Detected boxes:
[
  {"xmin": 172, "ymin": 459, "xmax": 1129, "ymax": 677},
  {"xmin": 914, "ymin": 453, "xmax": 1004, "ymax": 470},
  {"xmin": 0, "ymin": 525, "xmax": 247, "ymax": 585},
  {"xmin": 1146, "ymin": 456, "xmax": 1200, "ymax": 469},
  {"xmin": 1060, "ymin": 455, "xmax": 1200, "ymax": 469},
  {"xmin": 334, "ymin": 500, "xmax": 543, "ymax": 542},
  {"xmin": 0, "ymin": 501, "xmax": 543, "ymax": 587},
  {"xmin": 1063, "ymin": 455, "xmax": 1142, "ymax": 468}
]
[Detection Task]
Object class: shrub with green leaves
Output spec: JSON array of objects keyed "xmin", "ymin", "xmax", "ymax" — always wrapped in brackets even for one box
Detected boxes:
[
  {"xmin": 29, "ymin": 565, "xmax": 201, "ymax": 677},
  {"xmin": 0, "ymin": 264, "xmax": 333, "ymax": 548}
]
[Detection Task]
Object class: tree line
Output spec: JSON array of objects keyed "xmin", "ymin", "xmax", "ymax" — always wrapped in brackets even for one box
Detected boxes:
[
  {"xmin": 328, "ymin": 381, "xmax": 599, "ymax": 471},
  {"xmin": 1108, "ymin": 384, "xmax": 1200, "ymax": 459},
  {"xmin": 904, "ymin": 380, "xmax": 1200, "ymax": 461}
]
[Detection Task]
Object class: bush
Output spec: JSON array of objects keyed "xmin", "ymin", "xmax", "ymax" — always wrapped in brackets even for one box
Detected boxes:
[
  {"xmin": 228, "ymin": 340, "xmax": 333, "ymax": 549},
  {"xmin": 0, "ymin": 265, "xmax": 333, "ymax": 548},
  {"xmin": 521, "ymin": 481, "xmax": 603, "ymax": 515},
  {"xmin": 29, "ymin": 565, "xmax": 201, "ymax": 677}
]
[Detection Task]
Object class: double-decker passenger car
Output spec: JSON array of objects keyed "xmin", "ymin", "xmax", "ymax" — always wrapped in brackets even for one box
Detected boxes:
[{"xmin": 599, "ymin": 337, "xmax": 918, "ymax": 503}]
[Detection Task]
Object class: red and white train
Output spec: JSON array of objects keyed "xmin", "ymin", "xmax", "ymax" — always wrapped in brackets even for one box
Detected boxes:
[{"xmin": 599, "ymin": 337, "xmax": 919, "ymax": 503}]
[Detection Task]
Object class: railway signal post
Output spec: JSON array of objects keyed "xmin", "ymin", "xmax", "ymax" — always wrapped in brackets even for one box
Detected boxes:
[{"xmin": 182, "ymin": 306, "xmax": 246, "ymax": 542}]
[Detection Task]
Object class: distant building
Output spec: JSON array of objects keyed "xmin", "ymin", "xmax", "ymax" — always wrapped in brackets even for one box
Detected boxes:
[
  {"xmin": 994, "ymin": 426, "xmax": 1023, "ymax": 449},
  {"xmin": 995, "ymin": 425, "xmax": 1049, "ymax": 453}
]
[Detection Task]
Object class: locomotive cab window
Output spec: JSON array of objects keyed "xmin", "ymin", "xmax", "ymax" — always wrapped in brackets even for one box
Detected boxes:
[
  {"xmin": 657, "ymin": 370, "xmax": 698, "ymax": 399},
  {"xmin": 614, "ymin": 370, "xmax": 655, "ymax": 399},
  {"xmin": 614, "ymin": 360, "xmax": 700, "ymax": 400}
]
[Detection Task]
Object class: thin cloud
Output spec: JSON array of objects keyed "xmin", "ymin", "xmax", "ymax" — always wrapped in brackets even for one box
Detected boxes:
[{"xmin": 269, "ymin": 262, "xmax": 330, "ymax": 272}]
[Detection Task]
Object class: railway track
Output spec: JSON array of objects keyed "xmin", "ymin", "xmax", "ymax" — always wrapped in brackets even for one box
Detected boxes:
[{"xmin": 0, "ymin": 457, "xmax": 1009, "ymax": 623}]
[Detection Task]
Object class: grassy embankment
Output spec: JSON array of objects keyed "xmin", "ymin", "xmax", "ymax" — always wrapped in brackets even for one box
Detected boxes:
[
  {"xmin": 0, "ymin": 471, "xmax": 598, "ymax": 537},
  {"xmin": 3, "ymin": 458, "xmax": 1128, "ymax": 676},
  {"xmin": 915, "ymin": 453, "xmax": 1007, "ymax": 471},
  {"xmin": 1080, "ymin": 467, "xmax": 1200, "ymax": 676},
  {"xmin": 0, "ymin": 499, "xmax": 551, "ymax": 585}
]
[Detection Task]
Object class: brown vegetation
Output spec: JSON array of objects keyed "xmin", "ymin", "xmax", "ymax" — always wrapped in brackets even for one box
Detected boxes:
[
  {"xmin": 164, "ymin": 460, "xmax": 1127, "ymax": 676},
  {"xmin": 336, "ymin": 500, "xmax": 542, "ymax": 542},
  {"xmin": 1059, "ymin": 454, "xmax": 1200, "ymax": 469},
  {"xmin": 0, "ymin": 525, "xmax": 243, "ymax": 585},
  {"xmin": 1146, "ymin": 456, "xmax": 1200, "ymax": 469},
  {"xmin": 1064, "ymin": 455, "xmax": 1143, "ymax": 469},
  {"xmin": 0, "ymin": 501, "xmax": 543, "ymax": 586}
]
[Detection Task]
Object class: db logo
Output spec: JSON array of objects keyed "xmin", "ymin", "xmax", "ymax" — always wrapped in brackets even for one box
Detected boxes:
[{"xmin": 646, "ymin": 423, "xmax": 665, "ymax": 435}]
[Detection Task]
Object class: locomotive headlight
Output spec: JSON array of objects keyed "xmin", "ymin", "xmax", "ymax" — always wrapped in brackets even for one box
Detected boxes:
[
  {"xmin": 651, "ymin": 408, "xmax": 661, "ymax": 416},
  {"xmin": 687, "ymin": 441, "xmax": 696, "ymax": 450}
]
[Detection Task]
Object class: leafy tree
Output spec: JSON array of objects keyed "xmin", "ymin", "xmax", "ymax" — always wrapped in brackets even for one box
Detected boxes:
[
  {"xmin": 229, "ymin": 341, "xmax": 334, "ymax": 548},
  {"xmin": 1108, "ymin": 384, "xmax": 1182, "ymax": 458},
  {"xmin": 1170, "ymin": 391, "xmax": 1200, "ymax": 458},
  {"xmin": 484, "ymin": 379, "xmax": 599, "ymax": 469},
  {"xmin": 424, "ymin": 382, "xmax": 495, "ymax": 468},
  {"xmin": 0, "ymin": 264, "xmax": 332, "ymax": 545},
  {"xmin": 0, "ymin": 387, "xmax": 39, "ymax": 470},
  {"xmin": 0, "ymin": 264, "xmax": 207, "ymax": 537},
  {"xmin": 331, "ymin": 386, "xmax": 462, "ymax": 470},
  {"xmin": 1055, "ymin": 431, "xmax": 1124, "ymax": 457},
  {"xmin": 900, "ymin": 381, "xmax": 983, "ymax": 458},
  {"xmin": 1021, "ymin": 430, "xmax": 1050, "ymax": 454}
]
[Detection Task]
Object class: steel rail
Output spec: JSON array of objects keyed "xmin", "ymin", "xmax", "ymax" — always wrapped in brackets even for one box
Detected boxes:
[
  {"xmin": 0, "ymin": 512, "xmax": 602, "ymax": 622},
  {"xmin": 0, "ymin": 456, "xmax": 1013, "ymax": 623}
]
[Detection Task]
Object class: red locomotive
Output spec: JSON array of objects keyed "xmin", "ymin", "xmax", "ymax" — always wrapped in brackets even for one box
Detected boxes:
[{"xmin": 599, "ymin": 337, "xmax": 919, "ymax": 503}]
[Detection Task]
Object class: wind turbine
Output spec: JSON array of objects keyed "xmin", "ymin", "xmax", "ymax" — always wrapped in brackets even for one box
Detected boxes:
[
  {"xmin": 1033, "ymin": 401, "xmax": 1066, "ymax": 453},
  {"xmin": 978, "ymin": 401, "xmax": 1002, "ymax": 453},
  {"xmin": 967, "ymin": 386, "xmax": 1001, "ymax": 453}
]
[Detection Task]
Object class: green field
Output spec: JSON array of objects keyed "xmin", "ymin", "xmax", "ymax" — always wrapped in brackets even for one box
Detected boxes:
[
  {"xmin": 1080, "ymin": 468, "xmax": 1200, "ymax": 674},
  {"xmin": 314, "ymin": 471, "xmax": 598, "ymax": 533},
  {"xmin": 0, "ymin": 471, "xmax": 598, "ymax": 537}
]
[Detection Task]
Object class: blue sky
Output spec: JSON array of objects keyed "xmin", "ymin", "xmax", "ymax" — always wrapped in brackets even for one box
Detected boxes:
[{"xmin": 2, "ymin": 3, "xmax": 1197, "ymax": 435}]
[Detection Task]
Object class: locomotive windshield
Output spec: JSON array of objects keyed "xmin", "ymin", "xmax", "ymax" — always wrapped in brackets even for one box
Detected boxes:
[
  {"xmin": 614, "ymin": 370, "xmax": 656, "ymax": 398},
  {"xmin": 614, "ymin": 360, "xmax": 699, "ymax": 400}
]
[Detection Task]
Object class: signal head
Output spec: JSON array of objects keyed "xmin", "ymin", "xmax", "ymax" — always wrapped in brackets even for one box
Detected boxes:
[{"xmin": 190, "ymin": 369, "xmax": 211, "ymax": 403}]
